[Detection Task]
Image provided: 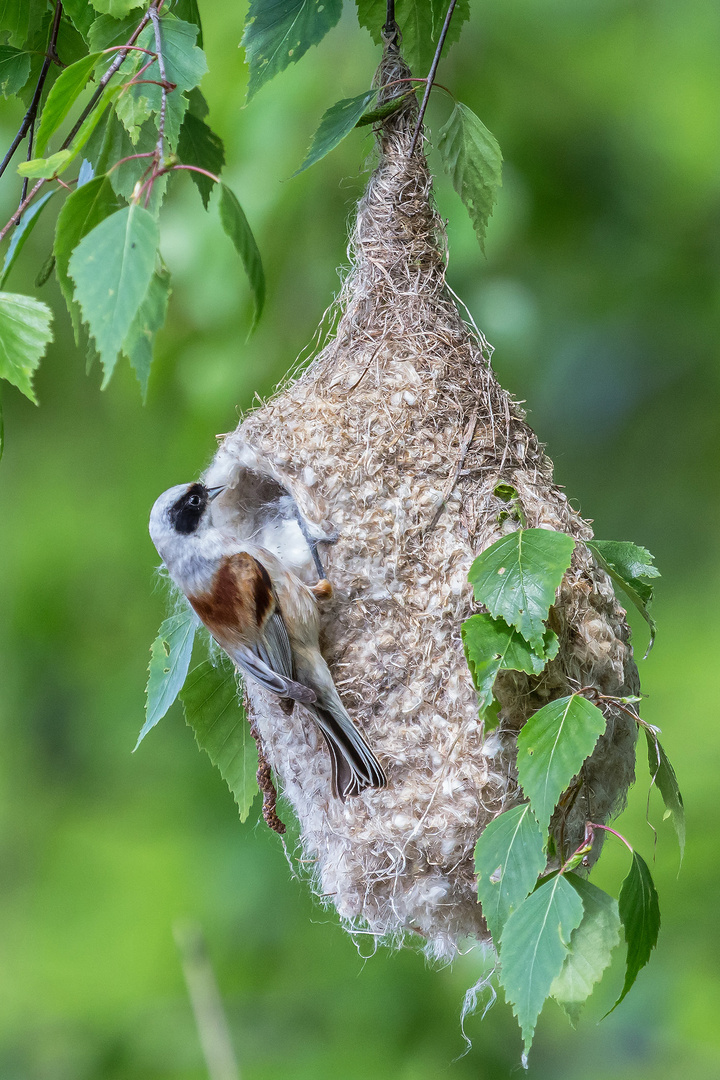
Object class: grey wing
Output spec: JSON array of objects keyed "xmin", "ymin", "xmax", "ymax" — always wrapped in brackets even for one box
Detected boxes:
[{"xmin": 233, "ymin": 611, "xmax": 316, "ymax": 705}]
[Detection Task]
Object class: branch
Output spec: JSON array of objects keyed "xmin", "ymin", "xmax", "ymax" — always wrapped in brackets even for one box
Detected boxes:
[
  {"xmin": 409, "ymin": 0, "xmax": 458, "ymax": 155},
  {"xmin": 174, "ymin": 922, "xmax": 241, "ymax": 1080},
  {"xmin": 148, "ymin": 3, "xmax": 168, "ymax": 169},
  {"xmin": 0, "ymin": 0, "xmax": 64, "ymax": 182}
]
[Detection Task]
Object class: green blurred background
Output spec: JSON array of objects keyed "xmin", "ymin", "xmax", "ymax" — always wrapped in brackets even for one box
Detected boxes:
[{"xmin": 1, "ymin": 0, "xmax": 719, "ymax": 1076}]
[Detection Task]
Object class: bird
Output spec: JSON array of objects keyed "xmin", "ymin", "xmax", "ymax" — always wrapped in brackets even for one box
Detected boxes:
[{"xmin": 149, "ymin": 480, "xmax": 386, "ymax": 801}]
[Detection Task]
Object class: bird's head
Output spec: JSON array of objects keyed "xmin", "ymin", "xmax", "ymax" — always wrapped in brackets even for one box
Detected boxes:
[{"xmin": 149, "ymin": 482, "xmax": 225, "ymax": 564}]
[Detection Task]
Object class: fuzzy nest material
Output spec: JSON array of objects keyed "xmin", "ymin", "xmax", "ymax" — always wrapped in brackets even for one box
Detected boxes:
[{"xmin": 205, "ymin": 51, "xmax": 639, "ymax": 959}]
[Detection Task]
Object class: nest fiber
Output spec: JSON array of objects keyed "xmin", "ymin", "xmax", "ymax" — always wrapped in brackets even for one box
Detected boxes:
[{"xmin": 206, "ymin": 56, "xmax": 639, "ymax": 959}]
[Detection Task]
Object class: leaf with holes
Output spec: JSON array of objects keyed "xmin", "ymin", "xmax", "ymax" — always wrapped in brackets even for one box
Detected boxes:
[
  {"xmin": 645, "ymin": 729, "xmax": 685, "ymax": 863},
  {"xmin": 218, "ymin": 183, "xmax": 265, "ymax": 328},
  {"xmin": 54, "ymin": 175, "xmax": 121, "ymax": 341},
  {"xmin": 35, "ymin": 52, "xmax": 101, "ymax": 157},
  {"xmin": 499, "ymin": 873, "xmax": 584, "ymax": 1060},
  {"xmin": 69, "ymin": 203, "xmax": 158, "ymax": 385},
  {"xmin": 294, "ymin": 89, "xmax": 378, "ymax": 175},
  {"xmin": 462, "ymin": 613, "xmax": 558, "ymax": 715},
  {"xmin": 355, "ymin": 0, "xmax": 471, "ymax": 74},
  {"xmin": 243, "ymin": 0, "xmax": 343, "ymax": 101},
  {"xmin": 468, "ymin": 528, "xmax": 575, "ymax": 651},
  {"xmin": 138, "ymin": 607, "xmax": 197, "ymax": 749},
  {"xmin": 181, "ymin": 659, "xmax": 259, "ymax": 821},
  {"xmin": 177, "ymin": 112, "xmax": 225, "ymax": 208},
  {"xmin": 606, "ymin": 851, "xmax": 660, "ymax": 1014},
  {"xmin": 0, "ymin": 292, "xmax": 53, "ymax": 402},
  {"xmin": 550, "ymin": 875, "xmax": 621, "ymax": 1025},
  {"xmin": 122, "ymin": 268, "xmax": 171, "ymax": 400},
  {"xmin": 474, "ymin": 804, "xmax": 546, "ymax": 943},
  {"xmin": 0, "ymin": 45, "xmax": 30, "ymax": 97},
  {"xmin": 438, "ymin": 102, "xmax": 503, "ymax": 254},
  {"xmin": 588, "ymin": 540, "xmax": 660, "ymax": 655},
  {"xmin": 517, "ymin": 694, "xmax": 607, "ymax": 833},
  {"xmin": 0, "ymin": 2, "xmax": 30, "ymax": 48}
]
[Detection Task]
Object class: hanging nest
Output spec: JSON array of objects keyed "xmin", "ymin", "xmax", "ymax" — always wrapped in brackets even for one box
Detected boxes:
[{"xmin": 205, "ymin": 50, "xmax": 639, "ymax": 960}]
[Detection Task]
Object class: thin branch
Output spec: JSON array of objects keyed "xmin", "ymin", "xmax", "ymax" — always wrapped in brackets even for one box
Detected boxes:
[
  {"xmin": 149, "ymin": 3, "xmax": 168, "ymax": 168},
  {"xmin": 409, "ymin": 0, "xmax": 458, "ymax": 155},
  {"xmin": 383, "ymin": 0, "xmax": 399, "ymax": 47},
  {"xmin": 0, "ymin": 0, "xmax": 64, "ymax": 181},
  {"xmin": 0, "ymin": 179, "xmax": 45, "ymax": 243},
  {"xmin": 20, "ymin": 117, "xmax": 35, "ymax": 205}
]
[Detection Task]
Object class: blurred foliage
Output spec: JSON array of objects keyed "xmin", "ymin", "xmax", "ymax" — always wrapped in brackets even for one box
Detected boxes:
[{"xmin": 0, "ymin": 0, "xmax": 719, "ymax": 1076}]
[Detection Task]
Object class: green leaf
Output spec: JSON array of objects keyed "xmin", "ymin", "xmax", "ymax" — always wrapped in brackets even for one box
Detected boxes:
[
  {"xmin": 517, "ymin": 694, "xmax": 607, "ymax": 833},
  {"xmin": 88, "ymin": 11, "xmax": 141, "ymax": 51},
  {"xmin": 550, "ymin": 875, "xmax": 622, "ymax": 1025},
  {"xmin": 114, "ymin": 83, "xmax": 152, "ymax": 144},
  {"xmin": 17, "ymin": 149, "xmax": 73, "ymax": 179},
  {"xmin": 53, "ymin": 175, "xmax": 121, "ymax": 341},
  {"xmin": 354, "ymin": 90, "xmax": 415, "ymax": 127},
  {"xmin": 468, "ymin": 528, "xmax": 575, "ymax": 651},
  {"xmin": 35, "ymin": 52, "xmax": 102, "ymax": 157},
  {"xmin": 462, "ymin": 613, "xmax": 558, "ymax": 712},
  {"xmin": 218, "ymin": 183, "xmax": 265, "ymax": 329},
  {"xmin": 0, "ymin": 0, "xmax": 30, "ymax": 48},
  {"xmin": 177, "ymin": 112, "xmax": 225, "ymax": 208},
  {"xmin": 242, "ymin": 0, "xmax": 343, "ymax": 101},
  {"xmin": 63, "ymin": 0, "xmax": 96, "ymax": 39},
  {"xmin": 138, "ymin": 607, "xmax": 196, "ymax": 749},
  {"xmin": 294, "ymin": 90, "xmax": 377, "ymax": 175},
  {"xmin": 499, "ymin": 873, "xmax": 584, "ymax": 1060},
  {"xmin": 587, "ymin": 540, "xmax": 660, "ymax": 655},
  {"xmin": 608, "ymin": 851, "xmax": 660, "ymax": 1013},
  {"xmin": 181, "ymin": 659, "xmax": 259, "ymax": 821},
  {"xmin": 645, "ymin": 729, "xmax": 685, "ymax": 863},
  {"xmin": 0, "ymin": 292, "xmax": 53, "ymax": 402},
  {"xmin": 474, "ymin": 804, "xmax": 546, "ymax": 944},
  {"xmin": 438, "ymin": 102, "xmax": 503, "ymax": 254},
  {"xmin": 355, "ymin": 0, "xmax": 471, "ymax": 73},
  {"xmin": 0, "ymin": 189, "xmax": 56, "ymax": 289},
  {"xmin": 122, "ymin": 268, "xmax": 171, "ymax": 399},
  {"xmin": 88, "ymin": 0, "xmax": 145, "ymax": 16},
  {"xmin": 173, "ymin": 0, "xmax": 203, "ymax": 48},
  {"xmin": 68, "ymin": 203, "xmax": 159, "ymax": 385},
  {"xmin": 0, "ymin": 45, "xmax": 30, "ymax": 97}
]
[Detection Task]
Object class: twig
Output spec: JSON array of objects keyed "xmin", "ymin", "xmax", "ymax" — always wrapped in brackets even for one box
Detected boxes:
[
  {"xmin": 174, "ymin": 922, "xmax": 241, "ymax": 1080},
  {"xmin": 0, "ymin": 0, "xmax": 64, "ymax": 181},
  {"xmin": 20, "ymin": 117, "xmax": 35, "ymax": 205},
  {"xmin": 0, "ymin": 179, "xmax": 45, "ymax": 243},
  {"xmin": 383, "ymin": 0, "xmax": 399, "ymax": 47},
  {"xmin": 148, "ymin": 2, "xmax": 168, "ymax": 169},
  {"xmin": 409, "ymin": 0, "xmax": 458, "ymax": 155}
]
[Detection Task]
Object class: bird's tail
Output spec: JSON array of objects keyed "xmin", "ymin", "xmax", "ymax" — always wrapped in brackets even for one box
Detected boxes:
[{"xmin": 308, "ymin": 700, "xmax": 386, "ymax": 801}]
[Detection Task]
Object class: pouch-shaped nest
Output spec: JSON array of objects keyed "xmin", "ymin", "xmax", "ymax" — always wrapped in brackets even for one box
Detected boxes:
[{"xmin": 206, "ymin": 51, "xmax": 638, "ymax": 959}]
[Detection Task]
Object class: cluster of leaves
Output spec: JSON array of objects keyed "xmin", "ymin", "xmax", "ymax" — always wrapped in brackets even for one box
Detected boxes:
[
  {"xmin": 462, "ymin": 518, "xmax": 682, "ymax": 1059},
  {"xmin": 0, "ymin": 0, "xmax": 264, "ymax": 452},
  {"xmin": 0, "ymin": 0, "xmax": 502, "ymax": 460}
]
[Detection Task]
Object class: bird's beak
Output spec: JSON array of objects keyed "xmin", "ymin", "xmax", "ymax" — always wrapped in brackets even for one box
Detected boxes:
[{"xmin": 207, "ymin": 485, "xmax": 226, "ymax": 501}]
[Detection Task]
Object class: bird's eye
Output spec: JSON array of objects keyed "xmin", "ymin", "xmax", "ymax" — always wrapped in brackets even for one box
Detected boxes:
[{"xmin": 188, "ymin": 494, "xmax": 201, "ymax": 508}]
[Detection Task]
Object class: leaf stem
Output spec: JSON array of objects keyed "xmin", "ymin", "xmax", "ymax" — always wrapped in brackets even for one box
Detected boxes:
[
  {"xmin": 588, "ymin": 821, "xmax": 634, "ymax": 855},
  {"xmin": 409, "ymin": 0, "xmax": 458, "ymax": 155},
  {"xmin": 0, "ymin": 180, "xmax": 45, "ymax": 244},
  {"xmin": 0, "ymin": 0, "xmax": 64, "ymax": 182}
]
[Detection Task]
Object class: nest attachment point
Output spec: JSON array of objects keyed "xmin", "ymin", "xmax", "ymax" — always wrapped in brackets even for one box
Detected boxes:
[{"xmin": 205, "ymin": 52, "xmax": 639, "ymax": 960}]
